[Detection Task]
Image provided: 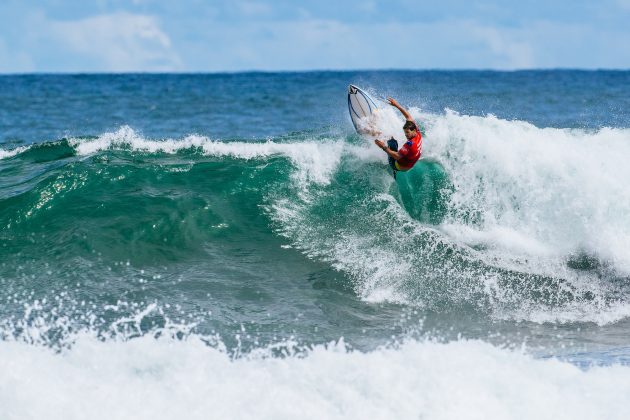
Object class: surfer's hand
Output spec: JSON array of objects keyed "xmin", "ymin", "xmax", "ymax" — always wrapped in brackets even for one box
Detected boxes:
[
  {"xmin": 387, "ymin": 97, "xmax": 400, "ymax": 107},
  {"xmin": 374, "ymin": 139, "xmax": 386, "ymax": 150}
]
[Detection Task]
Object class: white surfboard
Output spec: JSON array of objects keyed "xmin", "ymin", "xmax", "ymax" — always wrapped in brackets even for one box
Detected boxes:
[{"xmin": 348, "ymin": 85, "xmax": 379, "ymax": 133}]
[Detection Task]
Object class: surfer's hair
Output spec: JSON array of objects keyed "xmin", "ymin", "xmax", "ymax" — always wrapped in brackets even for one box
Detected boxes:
[{"xmin": 403, "ymin": 121, "xmax": 417, "ymax": 131}]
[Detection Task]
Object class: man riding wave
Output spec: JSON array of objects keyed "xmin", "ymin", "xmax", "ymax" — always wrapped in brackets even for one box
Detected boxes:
[{"xmin": 374, "ymin": 97, "xmax": 423, "ymax": 175}]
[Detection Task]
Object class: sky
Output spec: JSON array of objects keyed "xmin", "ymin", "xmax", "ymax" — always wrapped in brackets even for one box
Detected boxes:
[{"xmin": 1, "ymin": 0, "xmax": 629, "ymax": 73}]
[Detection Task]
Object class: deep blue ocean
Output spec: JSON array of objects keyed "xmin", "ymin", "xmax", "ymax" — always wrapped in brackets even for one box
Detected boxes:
[{"xmin": 1, "ymin": 71, "xmax": 630, "ymax": 419}]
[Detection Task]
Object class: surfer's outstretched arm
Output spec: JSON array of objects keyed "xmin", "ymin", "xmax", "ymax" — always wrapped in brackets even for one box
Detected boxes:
[{"xmin": 387, "ymin": 97, "xmax": 415, "ymax": 123}]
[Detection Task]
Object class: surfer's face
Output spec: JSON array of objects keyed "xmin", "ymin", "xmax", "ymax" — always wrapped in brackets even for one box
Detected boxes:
[{"xmin": 403, "ymin": 127, "xmax": 416, "ymax": 139}]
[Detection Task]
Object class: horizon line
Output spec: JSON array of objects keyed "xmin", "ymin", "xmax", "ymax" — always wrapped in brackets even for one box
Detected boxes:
[{"xmin": 1, "ymin": 68, "xmax": 629, "ymax": 76}]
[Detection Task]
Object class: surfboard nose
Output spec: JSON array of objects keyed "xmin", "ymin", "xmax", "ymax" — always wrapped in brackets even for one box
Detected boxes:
[{"xmin": 348, "ymin": 84, "xmax": 358, "ymax": 93}]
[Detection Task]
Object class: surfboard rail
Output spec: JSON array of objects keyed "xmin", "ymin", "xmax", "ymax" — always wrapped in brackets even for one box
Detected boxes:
[{"xmin": 348, "ymin": 84, "xmax": 379, "ymax": 132}]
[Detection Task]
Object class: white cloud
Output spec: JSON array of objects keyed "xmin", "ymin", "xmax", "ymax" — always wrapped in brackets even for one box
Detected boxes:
[
  {"xmin": 182, "ymin": 16, "xmax": 630, "ymax": 71},
  {"xmin": 49, "ymin": 12, "xmax": 182, "ymax": 72},
  {"xmin": 185, "ymin": 18, "xmax": 541, "ymax": 71},
  {"xmin": 466, "ymin": 23, "xmax": 535, "ymax": 68},
  {"xmin": 1, "ymin": 5, "xmax": 628, "ymax": 72}
]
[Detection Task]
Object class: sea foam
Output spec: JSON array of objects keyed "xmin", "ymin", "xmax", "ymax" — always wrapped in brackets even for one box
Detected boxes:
[
  {"xmin": 0, "ymin": 334, "xmax": 629, "ymax": 420},
  {"xmin": 427, "ymin": 111, "xmax": 630, "ymax": 268}
]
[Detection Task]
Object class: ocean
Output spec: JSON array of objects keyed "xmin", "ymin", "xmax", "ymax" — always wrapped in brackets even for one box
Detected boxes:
[{"xmin": 1, "ymin": 71, "xmax": 630, "ymax": 419}]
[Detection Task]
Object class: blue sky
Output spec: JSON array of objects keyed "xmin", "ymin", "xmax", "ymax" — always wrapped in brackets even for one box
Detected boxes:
[{"xmin": 1, "ymin": 0, "xmax": 629, "ymax": 72}]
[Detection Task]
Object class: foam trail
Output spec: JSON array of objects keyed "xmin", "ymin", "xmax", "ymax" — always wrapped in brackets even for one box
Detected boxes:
[{"xmin": 1, "ymin": 335, "xmax": 629, "ymax": 420}]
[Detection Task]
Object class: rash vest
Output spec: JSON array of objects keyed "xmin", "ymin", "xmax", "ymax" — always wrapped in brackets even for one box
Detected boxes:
[{"xmin": 397, "ymin": 131, "xmax": 422, "ymax": 169}]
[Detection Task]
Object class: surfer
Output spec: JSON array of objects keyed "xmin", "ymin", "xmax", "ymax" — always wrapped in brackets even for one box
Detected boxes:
[{"xmin": 374, "ymin": 98, "xmax": 422, "ymax": 175}]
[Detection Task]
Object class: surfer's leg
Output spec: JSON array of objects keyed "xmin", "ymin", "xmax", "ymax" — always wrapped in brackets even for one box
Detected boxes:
[
  {"xmin": 388, "ymin": 156, "xmax": 396, "ymax": 171},
  {"xmin": 387, "ymin": 139, "xmax": 398, "ymax": 167},
  {"xmin": 387, "ymin": 138, "xmax": 399, "ymax": 175},
  {"xmin": 387, "ymin": 138, "xmax": 399, "ymax": 151}
]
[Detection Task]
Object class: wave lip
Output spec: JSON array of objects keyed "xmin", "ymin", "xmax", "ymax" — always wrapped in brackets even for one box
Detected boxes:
[
  {"xmin": 65, "ymin": 125, "xmax": 351, "ymax": 186},
  {"xmin": 0, "ymin": 145, "xmax": 30, "ymax": 159}
]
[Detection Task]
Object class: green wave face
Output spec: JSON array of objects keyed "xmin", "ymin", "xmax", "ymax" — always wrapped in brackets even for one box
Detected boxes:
[{"xmin": 1, "ymin": 136, "xmax": 451, "ymax": 276}]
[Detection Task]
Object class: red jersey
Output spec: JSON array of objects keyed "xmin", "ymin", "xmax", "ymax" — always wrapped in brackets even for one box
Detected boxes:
[{"xmin": 397, "ymin": 131, "xmax": 422, "ymax": 170}]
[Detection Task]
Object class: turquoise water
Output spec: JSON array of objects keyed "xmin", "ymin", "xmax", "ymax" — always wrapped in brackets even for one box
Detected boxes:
[{"xmin": 2, "ymin": 71, "xmax": 630, "ymax": 419}]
